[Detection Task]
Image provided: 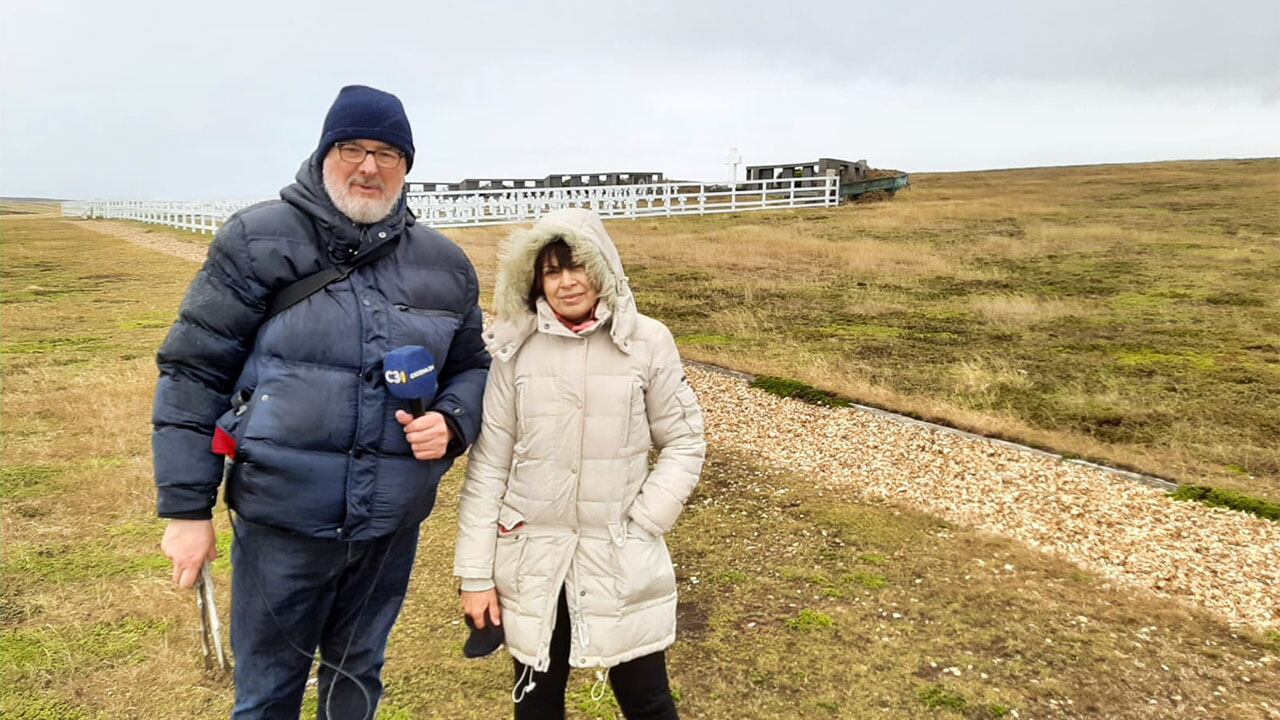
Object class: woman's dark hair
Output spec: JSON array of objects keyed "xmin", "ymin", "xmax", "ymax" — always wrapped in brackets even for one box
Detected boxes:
[{"xmin": 527, "ymin": 238, "xmax": 577, "ymax": 312}]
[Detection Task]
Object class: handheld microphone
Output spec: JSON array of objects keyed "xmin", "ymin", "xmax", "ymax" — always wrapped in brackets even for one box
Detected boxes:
[{"xmin": 383, "ymin": 345, "xmax": 438, "ymax": 417}]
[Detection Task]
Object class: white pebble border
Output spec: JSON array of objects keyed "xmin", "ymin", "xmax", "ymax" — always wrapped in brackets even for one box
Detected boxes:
[{"xmin": 685, "ymin": 363, "xmax": 1278, "ymax": 631}]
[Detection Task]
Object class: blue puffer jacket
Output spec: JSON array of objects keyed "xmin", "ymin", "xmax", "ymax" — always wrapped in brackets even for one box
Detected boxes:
[{"xmin": 151, "ymin": 154, "xmax": 490, "ymax": 541}]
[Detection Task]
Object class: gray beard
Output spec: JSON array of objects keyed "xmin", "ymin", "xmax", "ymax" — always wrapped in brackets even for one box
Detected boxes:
[{"xmin": 323, "ymin": 169, "xmax": 401, "ymax": 225}]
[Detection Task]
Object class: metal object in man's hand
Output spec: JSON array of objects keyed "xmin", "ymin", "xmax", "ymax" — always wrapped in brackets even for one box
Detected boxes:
[{"xmin": 195, "ymin": 561, "xmax": 230, "ymax": 672}]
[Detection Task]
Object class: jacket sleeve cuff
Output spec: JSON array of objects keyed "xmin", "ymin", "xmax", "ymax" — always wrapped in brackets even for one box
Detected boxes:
[
  {"xmin": 627, "ymin": 509, "xmax": 665, "ymax": 538},
  {"xmin": 459, "ymin": 577, "xmax": 495, "ymax": 592},
  {"xmin": 159, "ymin": 508, "xmax": 214, "ymax": 520},
  {"xmin": 441, "ymin": 413, "xmax": 465, "ymax": 459}
]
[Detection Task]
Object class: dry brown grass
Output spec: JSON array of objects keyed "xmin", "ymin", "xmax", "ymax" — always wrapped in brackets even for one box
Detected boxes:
[
  {"xmin": 968, "ymin": 294, "xmax": 1088, "ymax": 327},
  {"xmin": 1, "ymin": 216, "xmax": 229, "ymax": 718},
  {"xmin": 69, "ymin": 160, "xmax": 1280, "ymax": 506},
  {"xmin": 444, "ymin": 158, "xmax": 1280, "ymax": 503},
  {"xmin": 952, "ymin": 356, "xmax": 1035, "ymax": 396},
  {"xmin": 0, "ymin": 200, "xmax": 61, "ymax": 217}
]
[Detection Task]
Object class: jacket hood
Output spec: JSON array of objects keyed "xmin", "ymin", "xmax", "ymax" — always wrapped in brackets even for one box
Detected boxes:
[
  {"xmin": 278, "ymin": 151, "xmax": 412, "ymax": 258},
  {"xmin": 487, "ymin": 208, "xmax": 637, "ymax": 359}
]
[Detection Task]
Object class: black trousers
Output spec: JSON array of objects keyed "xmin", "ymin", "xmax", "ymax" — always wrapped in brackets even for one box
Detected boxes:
[{"xmin": 513, "ymin": 588, "xmax": 678, "ymax": 720}]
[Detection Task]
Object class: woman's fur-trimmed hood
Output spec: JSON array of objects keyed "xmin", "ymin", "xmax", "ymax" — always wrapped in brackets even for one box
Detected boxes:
[{"xmin": 486, "ymin": 208, "xmax": 637, "ymax": 359}]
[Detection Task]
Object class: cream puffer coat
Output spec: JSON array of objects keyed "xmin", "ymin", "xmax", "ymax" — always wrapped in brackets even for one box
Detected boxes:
[{"xmin": 454, "ymin": 208, "xmax": 706, "ymax": 671}]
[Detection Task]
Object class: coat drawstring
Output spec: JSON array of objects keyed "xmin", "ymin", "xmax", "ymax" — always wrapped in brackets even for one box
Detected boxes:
[
  {"xmin": 590, "ymin": 669, "xmax": 609, "ymax": 701},
  {"xmin": 512, "ymin": 663, "xmax": 537, "ymax": 704}
]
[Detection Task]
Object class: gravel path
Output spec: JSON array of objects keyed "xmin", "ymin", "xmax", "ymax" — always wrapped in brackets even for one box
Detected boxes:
[
  {"xmin": 87, "ymin": 219, "xmax": 1279, "ymax": 631},
  {"xmin": 85, "ymin": 219, "xmax": 210, "ymax": 263},
  {"xmin": 688, "ymin": 365, "xmax": 1279, "ymax": 631}
]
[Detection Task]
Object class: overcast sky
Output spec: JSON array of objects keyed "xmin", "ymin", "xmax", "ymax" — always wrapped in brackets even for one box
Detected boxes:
[{"xmin": 2, "ymin": 0, "xmax": 1276, "ymax": 199}]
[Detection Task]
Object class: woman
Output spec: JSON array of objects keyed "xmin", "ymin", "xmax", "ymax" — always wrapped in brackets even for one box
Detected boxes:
[{"xmin": 454, "ymin": 207, "xmax": 706, "ymax": 719}]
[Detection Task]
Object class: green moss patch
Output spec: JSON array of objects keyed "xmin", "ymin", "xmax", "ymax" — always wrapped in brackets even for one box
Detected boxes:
[
  {"xmin": 819, "ymin": 323, "xmax": 905, "ymax": 340},
  {"xmin": 918, "ymin": 684, "xmax": 968, "ymax": 711},
  {"xmin": 3, "ymin": 541, "xmax": 171, "ymax": 584},
  {"xmin": 1115, "ymin": 349, "xmax": 1216, "ymax": 372},
  {"xmin": 0, "ymin": 464, "xmax": 61, "ymax": 499},
  {"xmin": 707, "ymin": 569, "xmax": 748, "ymax": 585},
  {"xmin": 0, "ymin": 694, "xmax": 89, "ymax": 720},
  {"xmin": 1169, "ymin": 485, "xmax": 1280, "ymax": 521},
  {"xmin": 847, "ymin": 571, "xmax": 888, "ymax": 590},
  {"xmin": 676, "ymin": 333, "xmax": 736, "ymax": 347},
  {"xmin": 1, "ymin": 618, "xmax": 166, "ymax": 675},
  {"xmin": 750, "ymin": 376, "xmax": 853, "ymax": 408},
  {"xmin": 567, "ymin": 685, "xmax": 623, "ymax": 719},
  {"xmin": 116, "ymin": 310, "xmax": 175, "ymax": 330},
  {"xmin": 785, "ymin": 609, "xmax": 835, "ymax": 631},
  {"xmin": 0, "ymin": 335, "xmax": 108, "ymax": 355}
]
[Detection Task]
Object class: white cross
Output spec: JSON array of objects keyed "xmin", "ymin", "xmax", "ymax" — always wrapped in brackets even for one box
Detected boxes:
[{"xmin": 725, "ymin": 147, "xmax": 742, "ymax": 183}]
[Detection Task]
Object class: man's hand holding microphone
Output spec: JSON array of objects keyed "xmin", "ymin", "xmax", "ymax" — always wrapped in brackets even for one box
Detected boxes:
[
  {"xmin": 386, "ymin": 345, "xmax": 453, "ymax": 460},
  {"xmin": 396, "ymin": 411, "xmax": 452, "ymax": 460}
]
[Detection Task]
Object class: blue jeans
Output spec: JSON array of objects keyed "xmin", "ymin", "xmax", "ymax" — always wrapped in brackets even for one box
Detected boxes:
[{"xmin": 229, "ymin": 516, "xmax": 420, "ymax": 720}]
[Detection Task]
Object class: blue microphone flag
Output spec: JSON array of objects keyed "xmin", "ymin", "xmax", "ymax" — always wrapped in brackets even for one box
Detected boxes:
[{"xmin": 383, "ymin": 345, "xmax": 438, "ymax": 405}]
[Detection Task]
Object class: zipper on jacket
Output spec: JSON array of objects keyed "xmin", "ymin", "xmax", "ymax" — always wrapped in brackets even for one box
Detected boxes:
[
  {"xmin": 393, "ymin": 303, "xmax": 462, "ymax": 320},
  {"xmin": 341, "ymin": 225, "xmax": 372, "ymax": 537},
  {"xmin": 573, "ymin": 332, "xmax": 589, "ymax": 532}
]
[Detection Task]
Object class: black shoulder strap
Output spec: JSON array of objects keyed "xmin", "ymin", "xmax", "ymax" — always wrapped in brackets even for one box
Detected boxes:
[{"xmin": 263, "ymin": 236, "xmax": 401, "ymax": 321}]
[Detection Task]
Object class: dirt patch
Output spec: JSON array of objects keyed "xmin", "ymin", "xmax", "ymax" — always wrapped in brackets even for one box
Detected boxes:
[
  {"xmin": 675, "ymin": 598, "xmax": 710, "ymax": 639},
  {"xmin": 74, "ymin": 220, "xmax": 209, "ymax": 263},
  {"xmin": 854, "ymin": 189, "xmax": 893, "ymax": 203}
]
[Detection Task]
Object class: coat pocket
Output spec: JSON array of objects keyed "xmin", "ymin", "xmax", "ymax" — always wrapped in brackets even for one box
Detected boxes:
[
  {"xmin": 214, "ymin": 387, "xmax": 260, "ymax": 457},
  {"xmin": 513, "ymin": 379, "xmax": 528, "ymax": 439},
  {"xmin": 624, "ymin": 378, "xmax": 645, "ymax": 450},
  {"xmin": 393, "ymin": 303, "xmax": 462, "ymax": 320},
  {"xmin": 497, "ymin": 504, "xmax": 527, "ymax": 536},
  {"xmin": 611, "ymin": 523, "xmax": 676, "ymax": 608},
  {"xmin": 388, "ymin": 304, "xmax": 462, "ymax": 363},
  {"xmin": 674, "ymin": 381, "xmax": 704, "ymax": 435},
  {"xmin": 493, "ymin": 505, "xmax": 528, "ymax": 601}
]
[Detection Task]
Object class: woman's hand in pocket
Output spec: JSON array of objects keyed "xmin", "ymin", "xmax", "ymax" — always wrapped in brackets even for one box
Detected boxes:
[{"xmin": 461, "ymin": 588, "xmax": 502, "ymax": 629}]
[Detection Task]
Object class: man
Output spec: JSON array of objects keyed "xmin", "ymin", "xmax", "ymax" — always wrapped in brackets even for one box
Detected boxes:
[{"xmin": 154, "ymin": 85, "xmax": 489, "ymax": 719}]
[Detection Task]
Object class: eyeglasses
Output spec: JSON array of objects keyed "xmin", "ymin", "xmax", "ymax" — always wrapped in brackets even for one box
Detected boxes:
[{"xmin": 334, "ymin": 142, "xmax": 404, "ymax": 168}]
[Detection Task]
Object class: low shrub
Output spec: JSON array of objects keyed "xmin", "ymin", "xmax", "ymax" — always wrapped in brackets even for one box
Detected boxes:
[
  {"xmin": 750, "ymin": 376, "xmax": 852, "ymax": 408},
  {"xmin": 1169, "ymin": 485, "xmax": 1280, "ymax": 522}
]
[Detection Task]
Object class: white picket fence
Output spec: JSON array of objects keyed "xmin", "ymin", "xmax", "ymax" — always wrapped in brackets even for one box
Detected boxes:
[
  {"xmin": 60, "ymin": 199, "xmax": 258, "ymax": 234},
  {"xmin": 408, "ymin": 176, "xmax": 839, "ymax": 227},
  {"xmin": 61, "ymin": 175, "xmax": 838, "ymax": 234}
]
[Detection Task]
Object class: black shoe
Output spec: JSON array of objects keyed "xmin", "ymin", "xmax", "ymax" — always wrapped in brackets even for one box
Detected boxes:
[{"xmin": 463, "ymin": 610, "xmax": 504, "ymax": 659}]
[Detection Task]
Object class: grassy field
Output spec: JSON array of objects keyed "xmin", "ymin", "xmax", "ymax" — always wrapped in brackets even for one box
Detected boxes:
[
  {"xmin": 101, "ymin": 160, "xmax": 1280, "ymax": 503},
  {"xmin": 3, "ymin": 180, "xmax": 1280, "ymax": 718},
  {"xmin": 0, "ymin": 201, "xmax": 60, "ymax": 216},
  {"xmin": 447, "ymin": 159, "xmax": 1280, "ymax": 504}
]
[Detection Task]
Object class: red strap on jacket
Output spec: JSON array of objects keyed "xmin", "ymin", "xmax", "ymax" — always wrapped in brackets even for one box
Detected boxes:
[{"xmin": 211, "ymin": 427, "xmax": 237, "ymax": 459}]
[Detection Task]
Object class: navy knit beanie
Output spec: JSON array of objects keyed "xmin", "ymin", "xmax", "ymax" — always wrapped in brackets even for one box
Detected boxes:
[{"xmin": 317, "ymin": 85, "xmax": 415, "ymax": 171}]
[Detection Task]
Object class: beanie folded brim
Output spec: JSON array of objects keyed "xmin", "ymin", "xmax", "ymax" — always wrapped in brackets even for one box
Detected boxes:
[{"xmin": 317, "ymin": 85, "xmax": 415, "ymax": 171}]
